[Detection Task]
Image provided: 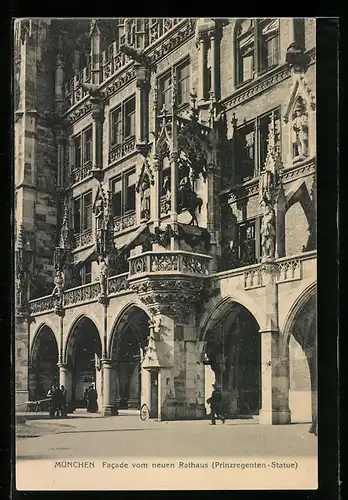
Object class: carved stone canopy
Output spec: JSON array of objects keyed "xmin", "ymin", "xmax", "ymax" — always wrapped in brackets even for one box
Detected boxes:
[
  {"xmin": 130, "ymin": 277, "xmax": 205, "ymax": 321},
  {"xmin": 284, "ymin": 76, "xmax": 315, "ymax": 124},
  {"xmin": 136, "ymin": 156, "xmax": 155, "ymax": 193}
]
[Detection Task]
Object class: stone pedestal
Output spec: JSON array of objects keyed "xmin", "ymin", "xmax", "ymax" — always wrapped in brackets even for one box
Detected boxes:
[{"xmin": 101, "ymin": 359, "xmax": 118, "ymax": 416}]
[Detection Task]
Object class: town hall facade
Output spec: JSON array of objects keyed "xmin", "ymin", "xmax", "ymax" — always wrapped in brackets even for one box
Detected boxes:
[{"xmin": 14, "ymin": 18, "xmax": 317, "ymax": 424}]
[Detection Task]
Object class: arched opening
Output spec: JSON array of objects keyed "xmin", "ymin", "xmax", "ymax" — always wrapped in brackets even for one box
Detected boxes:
[
  {"xmin": 30, "ymin": 325, "xmax": 59, "ymax": 400},
  {"xmin": 285, "ymin": 201, "xmax": 309, "ymax": 255},
  {"xmin": 66, "ymin": 316, "xmax": 102, "ymax": 410},
  {"xmin": 110, "ymin": 306, "xmax": 150, "ymax": 411},
  {"xmin": 288, "ymin": 292, "xmax": 317, "ymax": 422},
  {"xmin": 203, "ymin": 301, "xmax": 261, "ymax": 418}
]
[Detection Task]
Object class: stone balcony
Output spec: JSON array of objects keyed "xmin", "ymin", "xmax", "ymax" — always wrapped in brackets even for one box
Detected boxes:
[
  {"xmin": 127, "ymin": 250, "xmax": 212, "ymax": 317},
  {"xmin": 29, "ymin": 272, "xmax": 129, "ymax": 316}
]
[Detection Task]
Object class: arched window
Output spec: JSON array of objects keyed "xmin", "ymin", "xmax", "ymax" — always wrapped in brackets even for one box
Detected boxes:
[{"xmin": 235, "ymin": 18, "xmax": 280, "ymax": 86}]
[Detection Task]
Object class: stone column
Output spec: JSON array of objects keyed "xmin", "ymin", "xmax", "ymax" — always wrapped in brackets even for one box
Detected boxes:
[
  {"xmin": 152, "ymin": 155, "xmax": 161, "ymax": 228},
  {"xmin": 58, "ymin": 363, "xmax": 73, "ymax": 406},
  {"xmin": 101, "ymin": 359, "xmax": 118, "ymax": 416},
  {"xmin": 209, "ymin": 32, "xmax": 216, "ymax": 97},
  {"xmin": 259, "ymin": 263, "xmax": 291, "ymax": 424},
  {"xmin": 170, "ymin": 151, "xmax": 179, "ymax": 250},
  {"xmin": 91, "ymin": 98, "xmax": 103, "ymax": 171},
  {"xmin": 206, "ymin": 161, "xmax": 220, "ymax": 272},
  {"xmin": 197, "ymin": 36, "xmax": 205, "ymax": 100}
]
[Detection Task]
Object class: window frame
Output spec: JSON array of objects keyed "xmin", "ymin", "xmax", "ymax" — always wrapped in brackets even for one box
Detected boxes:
[
  {"xmin": 72, "ymin": 189, "xmax": 93, "ymax": 236},
  {"xmin": 72, "ymin": 126, "xmax": 93, "ymax": 171},
  {"xmin": 109, "ymin": 94, "xmax": 136, "ymax": 152},
  {"xmin": 235, "ymin": 18, "xmax": 280, "ymax": 87},
  {"xmin": 235, "ymin": 107, "xmax": 281, "ymax": 181},
  {"xmin": 110, "ymin": 167, "xmax": 137, "ymax": 220},
  {"xmin": 157, "ymin": 56, "xmax": 191, "ymax": 113}
]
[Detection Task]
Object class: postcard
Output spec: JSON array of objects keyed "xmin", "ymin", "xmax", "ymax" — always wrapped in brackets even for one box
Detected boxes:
[{"xmin": 14, "ymin": 17, "xmax": 318, "ymax": 491}]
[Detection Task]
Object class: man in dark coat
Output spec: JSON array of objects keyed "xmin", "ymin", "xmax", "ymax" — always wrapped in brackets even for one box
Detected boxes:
[
  {"xmin": 51, "ymin": 384, "xmax": 63, "ymax": 417},
  {"xmin": 207, "ymin": 384, "xmax": 225, "ymax": 425},
  {"xmin": 86, "ymin": 384, "xmax": 98, "ymax": 413},
  {"xmin": 60, "ymin": 385, "xmax": 68, "ymax": 417}
]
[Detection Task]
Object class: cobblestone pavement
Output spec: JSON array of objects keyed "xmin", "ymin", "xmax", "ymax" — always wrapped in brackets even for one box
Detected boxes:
[{"xmin": 16, "ymin": 410, "xmax": 317, "ymax": 461}]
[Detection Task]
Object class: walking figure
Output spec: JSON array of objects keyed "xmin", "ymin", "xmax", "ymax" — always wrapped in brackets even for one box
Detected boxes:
[
  {"xmin": 207, "ymin": 383, "xmax": 225, "ymax": 425},
  {"xmin": 60, "ymin": 385, "xmax": 68, "ymax": 417}
]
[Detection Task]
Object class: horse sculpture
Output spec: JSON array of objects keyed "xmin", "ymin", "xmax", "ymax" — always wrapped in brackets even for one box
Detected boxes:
[{"xmin": 162, "ymin": 175, "xmax": 203, "ymax": 226}]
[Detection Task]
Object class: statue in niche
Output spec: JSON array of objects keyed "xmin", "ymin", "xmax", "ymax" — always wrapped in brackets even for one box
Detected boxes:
[
  {"xmin": 177, "ymin": 173, "xmax": 203, "ymax": 227},
  {"xmin": 292, "ymin": 98, "xmax": 309, "ymax": 159},
  {"xmin": 98, "ymin": 256, "xmax": 108, "ymax": 296},
  {"xmin": 162, "ymin": 175, "xmax": 171, "ymax": 214},
  {"xmin": 260, "ymin": 204, "xmax": 276, "ymax": 259},
  {"xmin": 16, "ymin": 269, "xmax": 26, "ymax": 309},
  {"xmin": 52, "ymin": 269, "xmax": 65, "ymax": 311},
  {"xmin": 140, "ymin": 176, "xmax": 151, "ymax": 222}
]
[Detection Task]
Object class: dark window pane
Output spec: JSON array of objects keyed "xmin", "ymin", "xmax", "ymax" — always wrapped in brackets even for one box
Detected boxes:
[
  {"xmin": 125, "ymin": 170, "xmax": 136, "ymax": 213},
  {"xmin": 159, "ymin": 72, "xmax": 172, "ymax": 110},
  {"xmin": 236, "ymin": 20, "xmax": 254, "ymax": 85},
  {"xmin": 236, "ymin": 123, "xmax": 255, "ymax": 180},
  {"xmin": 74, "ymin": 135, "xmax": 82, "ymax": 169},
  {"xmin": 124, "ymin": 97, "xmax": 136, "ymax": 137},
  {"xmin": 84, "ymin": 127, "xmax": 92, "ymax": 163},
  {"xmin": 177, "ymin": 61, "xmax": 190, "ymax": 105},
  {"xmin": 112, "ymin": 177, "xmax": 122, "ymax": 218},
  {"xmin": 111, "ymin": 107, "xmax": 122, "ymax": 145},
  {"xmin": 73, "ymin": 198, "xmax": 81, "ymax": 233},
  {"xmin": 239, "ymin": 221, "xmax": 256, "ymax": 265},
  {"xmin": 84, "ymin": 262, "xmax": 92, "ymax": 284},
  {"xmin": 260, "ymin": 19, "xmax": 280, "ymax": 70},
  {"xmin": 83, "ymin": 192, "xmax": 92, "ymax": 230}
]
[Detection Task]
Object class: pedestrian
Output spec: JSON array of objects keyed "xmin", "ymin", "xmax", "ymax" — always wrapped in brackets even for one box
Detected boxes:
[
  {"xmin": 51, "ymin": 384, "xmax": 63, "ymax": 418},
  {"xmin": 86, "ymin": 384, "xmax": 98, "ymax": 413},
  {"xmin": 207, "ymin": 383, "xmax": 225, "ymax": 425},
  {"xmin": 309, "ymin": 413, "xmax": 318, "ymax": 436},
  {"xmin": 47, "ymin": 385, "xmax": 55, "ymax": 417},
  {"xmin": 60, "ymin": 385, "xmax": 68, "ymax": 417}
]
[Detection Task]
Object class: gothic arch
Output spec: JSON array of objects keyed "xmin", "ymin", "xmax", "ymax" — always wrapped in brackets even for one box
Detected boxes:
[
  {"xmin": 108, "ymin": 302, "xmax": 150, "ymax": 360},
  {"xmin": 282, "ymin": 281, "xmax": 317, "ymax": 345},
  {"xmin": 29, "ymin": 323, "xmax": 59, "ymax": 400},
  {"xmin": 64, "ymin": 314, "xmax": 102, "ymax": 364},
  {"xmin": 199, "ymin": 294, "xmax": 262, "ymax": 340},
  {"xmin": 200, "ymin": 295, "xmax": 261, "ymax": 417},
  {"xmin": 30, "ymin": 320, "xmax": 58, "ymax": 359}
]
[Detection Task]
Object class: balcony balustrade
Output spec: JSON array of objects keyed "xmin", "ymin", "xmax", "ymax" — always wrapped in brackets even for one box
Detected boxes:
[
  {"xmin": 128, "ymin": 251, "xmax": 212, "ymax": 279},
  {"xmin": 63, "ymin": 18, "xmax": 185, "ymax": 111},
  {"xmin": 69, "ymin": 161, "xmax": 93, "ymax": 186},
  {"xmin": 28, "ymin": 272, "xmax": 131, "ymax": 315}
]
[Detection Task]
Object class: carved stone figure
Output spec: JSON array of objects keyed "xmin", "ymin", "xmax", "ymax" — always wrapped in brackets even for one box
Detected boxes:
[
  {"xmin": 52, "ymin": 269, "xmax": 65, "ymax": 311},
  {"xmin": 261, "ymin": 204, "xmax": 276, "ymax": 259},
  {"xmin": 178, "ymin": 176, "xmax": 203, "ymax": 226},
  {"xmin": 292, "ymin": 99, "xmax": 309, "ymax": 159},
  {"xmin": 162, "ymin": 175, "xmax": 171, "ymax": 214},
  {"xmin": 98, "ymin": 256, "xmax": 108, "ymax": 296},
  {"xmin": 16, "ymin": 270, "xmax": 26, "ymax": 309},
  {"xmin": 140, "ymin": 177, "xmax": 151, "ymax": 221}
]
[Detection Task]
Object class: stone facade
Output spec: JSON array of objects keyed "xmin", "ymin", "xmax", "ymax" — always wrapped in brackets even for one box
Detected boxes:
[{"xmin": 14, "ymin": 18, "xmax": 317, "ymax": 424}]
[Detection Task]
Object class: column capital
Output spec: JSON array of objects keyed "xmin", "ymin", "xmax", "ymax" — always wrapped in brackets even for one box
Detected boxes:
[
  {"xmin": 101, "ymin": 358, "xmax": 117, "ymax": 368},
  {"xmin": 57, "ymin": 362, "xmax": 69, "ymax": 370}
]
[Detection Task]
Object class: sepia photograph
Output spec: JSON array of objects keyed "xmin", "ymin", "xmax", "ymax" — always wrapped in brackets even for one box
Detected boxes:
[{"xmin": 14, "ymin": 17, "xmax": 318, "ymax": 491}]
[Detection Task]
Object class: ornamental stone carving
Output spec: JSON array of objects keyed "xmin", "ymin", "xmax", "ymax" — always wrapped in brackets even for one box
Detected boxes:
[
  {"xmin": 52, "ymin": 269, "xmax": 65, "ymax": 314},
  {"xmin": 130, "ymin": 277, "xmax": 205, "ymax": 320},
  {"xmin": 292, "ymin": 97, "xmax": 309, "ymax": 160}
]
